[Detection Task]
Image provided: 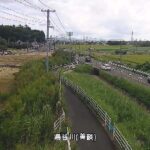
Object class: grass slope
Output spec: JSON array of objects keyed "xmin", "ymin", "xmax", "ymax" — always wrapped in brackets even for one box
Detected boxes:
[{"xmin": 65, "ymin": 71, "xmax": 150, "ymax": 150}]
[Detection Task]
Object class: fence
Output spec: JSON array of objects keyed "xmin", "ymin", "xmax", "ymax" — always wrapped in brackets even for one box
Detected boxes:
[
  {"xmin": 61, "ymin": 76, "xmax": 132, "ymax": 150},
  {"xmin": 54, "ymin": 109, "xmax": 65, "ymax": 131}
]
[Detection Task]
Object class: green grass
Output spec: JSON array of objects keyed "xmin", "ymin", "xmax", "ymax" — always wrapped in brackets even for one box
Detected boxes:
[
  {"xmin": 96, "ymin": 54, "xmax": 150, "ymax": 65},
  {"xmin": 0, "ymin": 51, "xmax": 73, "ymax": 150},
  {"xmin": 58, "ymin": 44, "xmax": 131, "ymax": 52},
  {"xmin": 64, "ymin": 71, "xmax": 150, "ymax": 150},
  {"xmin": 99, "ymin": 70, "xmax": 150, "ymax": 108},
  {"xmin": 59, "ymin": 43, "xmax": 150, "ymax": 66}
]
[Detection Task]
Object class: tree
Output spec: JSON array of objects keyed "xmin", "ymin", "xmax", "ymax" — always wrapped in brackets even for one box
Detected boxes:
[
  {"xmin": 0, "ymin": 25, "xmax": 45, "ymax": 43},
  {"xmin": 0, "ymin": 37, "xmax": 7, "ymax": 50}
]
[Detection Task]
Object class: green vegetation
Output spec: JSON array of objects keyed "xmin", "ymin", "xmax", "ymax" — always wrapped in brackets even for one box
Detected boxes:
[
  {"xmin": 0, "ymin": 62, "xmax": 58, "ymax": 149},
  {"xmin": 0, "ymin": 25, "xmax": 45, "ymax": 49},
  {"xmin": 64, "ymin": 65, "xmax": 150, "ymax": 150},
  {"xmin": 136, "ymin": 62, "xmax": 150, "ymax": 73},
  {"xmin": 0, "ymin": 37, "xmax": 7, "ymax": 50},
  {"xmin": 74, "ymin": 64, "xmax": 93, "ymax": 74},
  {"xmin": 99, "ymin": 70, "xmax": 150, "ymax": 108},
  {"xmin": 60, "ymin": 43, "xmax": 150, "ymax": 71},
  {"xmin": 49, "ymin": 50, "xmax": 74, "ymax": 67},
  {"xmin": 0, "ymin": 51, "xmax": 72, "ymax": 150},
  {"xmin": 94, "ymin": 54, "xmax": 150, "ymax": 65},
  {"xmin": 0, "ymin": 25, "xmax": 45, "ymax": 42},
  {"xmin": 59, "ymin": 44, "xmax": 130, "ymax": 52}
]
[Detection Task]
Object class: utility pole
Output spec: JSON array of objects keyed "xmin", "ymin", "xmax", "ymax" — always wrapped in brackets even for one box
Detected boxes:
[{"xmin": 41, "ymin": 9, "xmax": 55, "ymax": 72}]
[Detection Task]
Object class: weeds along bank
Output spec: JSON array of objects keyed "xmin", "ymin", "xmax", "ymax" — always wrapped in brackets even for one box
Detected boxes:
[
  {"xmin": 99, "ymin": 70, "xmax": 150, "ymax": 109},
  {"xmin": 0, "ymin": 50, "xmax": 73, "ymax": 150},
  {"xmin": 64, "ymin": 64, "xmax": 150, "ymax": 150}
]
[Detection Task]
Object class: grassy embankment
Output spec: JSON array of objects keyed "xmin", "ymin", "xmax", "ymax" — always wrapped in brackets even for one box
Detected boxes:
[
  {"xmin": 64, "ymin": 65, "xmax": 150, "ymax": 150},
  {"xmin": 0, "ymin": 51, "xmax": 73, "ymax": 150},
  {"xmin": 99, "ymin": 70, "xmax": 150, "ymax": 108}
]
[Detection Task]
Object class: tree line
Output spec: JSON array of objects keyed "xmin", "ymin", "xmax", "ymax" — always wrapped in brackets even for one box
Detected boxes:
[{"xmin": 0, "ymin": 25, "xmax": 45, "ymax": 49}]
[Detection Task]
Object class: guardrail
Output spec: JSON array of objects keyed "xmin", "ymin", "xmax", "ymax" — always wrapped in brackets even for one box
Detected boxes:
[
  {"xmin": 90, "ymin": 58, "xmax": 150, "ymax": 78},
  {"xmin": 111, "ymin": 62, "xmax": 150, "ymax": 77},
  {"xmin": 61, "ymin": 76, "xmax": 132, "ymax": 150}
]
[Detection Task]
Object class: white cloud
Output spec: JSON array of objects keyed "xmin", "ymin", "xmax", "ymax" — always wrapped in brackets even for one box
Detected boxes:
[{"xmin": 1, "ymin": 0, "xmax": 150, "ymax": 40}]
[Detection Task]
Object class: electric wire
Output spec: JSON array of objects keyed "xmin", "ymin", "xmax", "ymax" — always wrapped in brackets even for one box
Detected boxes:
[{"xmin": 0, "ymin": 5, "xmax": 45, "ymax": 23}]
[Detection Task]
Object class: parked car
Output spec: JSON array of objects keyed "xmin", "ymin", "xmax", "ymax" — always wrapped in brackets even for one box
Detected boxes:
[{"xmin": 101, "ymin": 64, "xmax": 111, "ymax": 71}]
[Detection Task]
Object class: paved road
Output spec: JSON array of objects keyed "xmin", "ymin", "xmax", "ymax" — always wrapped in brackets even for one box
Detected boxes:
[
  {"xmin": 92, "ymin": 59, "xmax": 150, "ymax": 87},
  {"xmin": 64, "ymin": 87, "xmax": 115, "ymax": 150},
  {"xmin": 109, "ymin": 64, "xmax": 150, "ymax": 87}
]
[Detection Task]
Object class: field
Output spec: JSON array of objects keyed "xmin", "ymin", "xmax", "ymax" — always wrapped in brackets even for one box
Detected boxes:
[
  {"xmin": 59, "ymin": 44, "xmax": 131, "ymax": 52},
  {"xmin": 59, "ymin": 43, "xmax": 150, "ymax": 67},
  {"xmin": 0, "ymin": 67, "xmax": 19, "ymax": 93},
  {"xmin": 0, "ymin": 51, "xmax": 48, "ymax": 66},
  {"xmin": 94, "ymin": 53, "xmax": 150, "ymax": 65},
  {"xmin": 64, "ymin": 68, "xmax": 150, "ymax": 150},
  {"xmin": 0, "ymin": 51, "xmax": 48, "ymax": 93}
]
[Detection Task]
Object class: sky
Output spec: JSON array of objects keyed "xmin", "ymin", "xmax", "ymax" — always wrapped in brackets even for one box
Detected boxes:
[{"xmin": 0, "ymin": 0, "xmax": 150, "ymax": 40}]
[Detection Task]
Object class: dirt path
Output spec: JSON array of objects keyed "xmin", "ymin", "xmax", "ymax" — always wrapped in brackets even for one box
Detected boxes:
[{"xmin": 64, "ymin": 87, "xmax": 115, "ymax": 150}]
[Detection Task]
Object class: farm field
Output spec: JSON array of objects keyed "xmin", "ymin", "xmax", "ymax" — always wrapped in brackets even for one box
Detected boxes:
[
  {"xmin": 60, "ymin": 43, "xmax": 150, "ymax": 67},
  {"xmin": 60, "ymin": 43, "xmax": 150, "ymax": 53},
  {"xmin": 94, "ymin": 53, "xmax": 150, "ymax": 65},
  {"xmin": 64, "ymin": 69, "xmax": 150, "ymax": 150},
  {"xmin": 0, "ymin": 67, "xmax": 19, "ymax": 93},
  {"xmin": 59, "ymin": 44, "xmax": 132, "ymax": 52},
  {"xmin": 0, "ymin": 51, "xmax": 48, "ymax": 94},
  {"xmin": 0, "ymin": 51, "xmax": 48, "ymax": 66}
]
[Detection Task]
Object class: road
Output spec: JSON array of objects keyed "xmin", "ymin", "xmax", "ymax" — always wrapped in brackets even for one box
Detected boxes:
[
  {"xmin": 109, "ymin": 64, "xmax": 150, "ymax": 86},
  {"xmin": 64, "ymin": 87, "xmax": 115, "ymax": 150},
  {"xmin": 92, "ymin": 59, "xmax": 150, "ymax": 87}
]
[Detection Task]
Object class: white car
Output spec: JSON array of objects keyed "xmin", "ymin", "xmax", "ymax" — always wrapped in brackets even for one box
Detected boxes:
[{"xmin": 101, "ymin": 64, "xmax": 111, "ymax": 71}]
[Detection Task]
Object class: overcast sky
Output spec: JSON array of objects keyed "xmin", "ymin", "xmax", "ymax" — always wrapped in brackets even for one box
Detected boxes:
[{"xmin": 1, "ymin": 0, "xmax": 150, "ymax": 40}]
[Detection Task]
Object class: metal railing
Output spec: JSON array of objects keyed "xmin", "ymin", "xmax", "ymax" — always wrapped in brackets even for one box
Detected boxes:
[
  {"xmin": 54, "ymin": 109, "xmax": 65, "ymax": 131},
  {"xmin": 61, "ymin": 76, "xmax": 132, "ymax": 150}
]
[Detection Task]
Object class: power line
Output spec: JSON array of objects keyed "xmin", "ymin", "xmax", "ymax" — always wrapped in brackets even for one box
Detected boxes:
[
  {"xmin": 0, "ymin": 9, "xmax": 37, "ymax": 25},
  {"xmin": 50, "ymin": 16, "xmax": 66, "ymax": 34},
  {"xmin": 14, "ymin": 0, "xmax": 41, "ymax": 11},
  {"xmin": 38, "ymin": 0, "xmax": 51, "ymax": 9},
  {"xmin": 0, "ymin": 5, "xmax": 45, "ymax": 23},
  {"xmin": 22, "ymin": 0, "xmax": 42, "ymax": 10},
  {"xmin": 0, "ymin": 16, "xmax": 35, "ymax": 25},
  {"xmin": 54, "ymin": 12, "xmax": 67, "ymax": 33},
  {"xmin": 0, "ymin": 10, "xmax": 29, "ymax": 21},
  {"xmin": 38, "ymin": 0, "xmax": 68, "ymax": 34}
]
